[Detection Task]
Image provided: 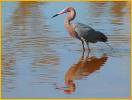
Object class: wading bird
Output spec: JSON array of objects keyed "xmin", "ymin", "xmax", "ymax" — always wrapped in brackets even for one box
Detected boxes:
[{"xmin": 52, "ymin": 7, "xmax": 111, "ymax": 52}]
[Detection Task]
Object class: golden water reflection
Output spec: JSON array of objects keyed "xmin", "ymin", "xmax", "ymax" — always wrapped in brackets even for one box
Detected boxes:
[
  {"xmin": 2, "ymin": 1, "xmax": 59, "ymax": 94},
  {"xmin": 85, "ymin": 2, "xmax": 130, "ymax": 47}
]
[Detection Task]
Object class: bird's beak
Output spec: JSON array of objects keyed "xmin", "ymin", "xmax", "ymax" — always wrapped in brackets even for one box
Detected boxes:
[
  {"xmin": 52, "ymin": 9, "xmax": 66, "ymax": 18},
  {"xmin": 52, "ymin": 14, "xmax": 59, "ymax": 18}
]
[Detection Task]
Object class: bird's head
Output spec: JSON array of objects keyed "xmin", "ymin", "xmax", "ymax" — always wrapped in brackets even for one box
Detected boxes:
[{"xmin": 52, "ymin": 7, "xmax": 74, "ymax": 18}]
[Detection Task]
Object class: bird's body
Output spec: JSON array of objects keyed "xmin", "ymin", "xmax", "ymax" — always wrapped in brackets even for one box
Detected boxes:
[
  {"xmin": 74, "ymin": 22, "xmax": 107, "ymax": 43},
  {"xmin": 52, "ymin": 7, "xmax": 108, "ymax": 51}
]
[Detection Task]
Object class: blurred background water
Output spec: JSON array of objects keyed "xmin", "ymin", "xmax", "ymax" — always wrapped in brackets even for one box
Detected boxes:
[{"xmin": 2, "ymin": 1, "xmax": 130, "ymax": 98}]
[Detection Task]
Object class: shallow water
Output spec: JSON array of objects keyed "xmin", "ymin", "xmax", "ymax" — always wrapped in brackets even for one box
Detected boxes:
[{"xmin": 2, "ymin": 2, "xmax": 130, "ymax": 98}]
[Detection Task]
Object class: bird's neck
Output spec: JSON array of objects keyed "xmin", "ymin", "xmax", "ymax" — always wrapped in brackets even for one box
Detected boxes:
[{"xmin": 64, "ymin": 9, "xmax": 77, "ymax": 37}]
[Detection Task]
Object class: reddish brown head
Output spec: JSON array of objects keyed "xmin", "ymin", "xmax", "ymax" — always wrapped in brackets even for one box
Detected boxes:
[{"xmin": 52, "ymin": 7, "xmax": 77, "ymax": 38}]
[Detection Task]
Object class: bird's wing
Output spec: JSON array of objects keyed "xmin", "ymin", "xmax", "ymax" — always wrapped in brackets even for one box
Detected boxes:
[
  {"xmin": 74, "ymin": 22, "xmax": 95, "ymax": 38},
  {"xmin": 74, "ymin": 22, "xmax": 107, "ymax": 43}
]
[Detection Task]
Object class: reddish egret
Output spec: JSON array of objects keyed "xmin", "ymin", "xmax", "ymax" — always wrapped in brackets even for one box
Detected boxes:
[{"xmin": 52, "ymin": 7, "xmax": 111, "ymax": 52}]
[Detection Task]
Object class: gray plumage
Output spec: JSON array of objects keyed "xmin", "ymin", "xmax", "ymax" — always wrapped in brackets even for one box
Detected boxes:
[{"xmin": 74, "ymin": 22, "xmax": 107, "ymax": 43}]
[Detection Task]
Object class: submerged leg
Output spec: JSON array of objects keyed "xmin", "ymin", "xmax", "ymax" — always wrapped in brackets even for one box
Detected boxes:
[{"xmin": 81, "ymin": 49, "xmax": 85, "ymax": 60}]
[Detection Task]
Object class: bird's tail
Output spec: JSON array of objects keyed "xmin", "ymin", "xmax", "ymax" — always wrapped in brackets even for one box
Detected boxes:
[
  {"xmin": 95, "ymin": 31, "xmax": 107, "ymax": 42},
  {"xmin": 95, "ymin": 31, "xmax": 113, "ymax": 50}
]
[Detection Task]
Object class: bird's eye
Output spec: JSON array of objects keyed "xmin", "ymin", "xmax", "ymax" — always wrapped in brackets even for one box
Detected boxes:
[
  {"xmin": 65, "ymin": 8, "xmax": 70, "ymax": 12},
  {"xmin": 67, "ymin": 9, "xmax": 70, "ymax": 12}
]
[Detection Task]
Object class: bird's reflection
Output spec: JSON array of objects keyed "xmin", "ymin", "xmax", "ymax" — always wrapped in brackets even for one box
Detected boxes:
[{"xmin": 55, "ymin": 52, "xmax": 108, "ymax": 94}]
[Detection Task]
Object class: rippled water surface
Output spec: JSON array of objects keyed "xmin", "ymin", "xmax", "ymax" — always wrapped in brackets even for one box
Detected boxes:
[{"xmin": 2, "ymin": 2, "xmax": 130, "ymax": 98}]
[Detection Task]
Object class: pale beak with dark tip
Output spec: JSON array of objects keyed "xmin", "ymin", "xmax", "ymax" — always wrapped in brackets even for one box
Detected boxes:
[{"xmin": 52, "ymin": 10, "xmax": 66, "ymax": 18}]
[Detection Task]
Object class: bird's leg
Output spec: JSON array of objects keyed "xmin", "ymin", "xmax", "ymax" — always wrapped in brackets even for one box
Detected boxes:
[
  {"xmin": 86, "ymin": 42, "xmax": 90, "ymax": 52},
  {"xmin": 87, "ymin": 50, "xmax": 90, "ymax": 57},
  {"xmin": 86, "ymin": 42, "xmax": 91, "ymax": 57},
  {"xmin": 82, "ymin": 49, "xmax": 85, "ymax": 58},
  {"xmin": 81, "ymin": 49, "xmax": 85, "ymax": 61},
  {"xmin": 81, "ymin": 40, "xmax": 85, "ymax": 52}
]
